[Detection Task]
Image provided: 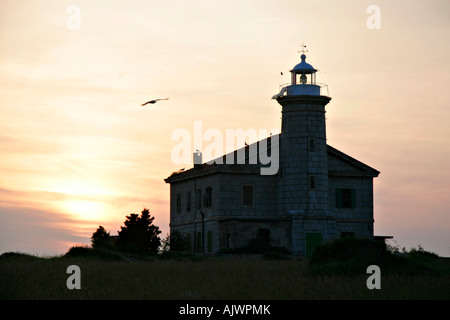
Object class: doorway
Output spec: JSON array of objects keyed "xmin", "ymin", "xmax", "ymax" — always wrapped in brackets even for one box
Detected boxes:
[{"xmin": 306, "ymin": 233, "xmax": 322, "ymax": 258}]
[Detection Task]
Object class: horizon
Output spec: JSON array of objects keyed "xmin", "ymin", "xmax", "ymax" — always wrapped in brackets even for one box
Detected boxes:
[{"xmin": 0, "ymin": 0, "xmax": 449, "ymax": 257}]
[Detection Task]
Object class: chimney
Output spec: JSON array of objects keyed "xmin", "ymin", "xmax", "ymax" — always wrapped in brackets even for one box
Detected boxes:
[{"xmin": 193, "ymin": 150, "xmax": 202, "ymax": 169}]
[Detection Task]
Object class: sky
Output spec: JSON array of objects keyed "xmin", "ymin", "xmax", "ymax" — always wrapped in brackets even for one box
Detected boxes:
[{"xmin": 0, "ymin": 0, "xmax": 449, "ymax": 257}]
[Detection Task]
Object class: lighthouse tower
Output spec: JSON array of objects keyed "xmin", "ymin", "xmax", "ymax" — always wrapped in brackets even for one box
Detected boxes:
[{"xmin": 274, "ymin": 49, "xmax": 337, "ymax": 256}]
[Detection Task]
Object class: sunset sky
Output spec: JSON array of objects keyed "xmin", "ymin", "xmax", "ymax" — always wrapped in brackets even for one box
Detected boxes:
[{"xmin": 0, "ymin": 0, "xmax": 449, "ymax": 257}]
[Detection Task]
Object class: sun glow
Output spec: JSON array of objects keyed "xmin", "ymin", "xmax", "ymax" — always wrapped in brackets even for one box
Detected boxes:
[
  {"xmin": 50, "ymin": 179, "xmax": 110, "ymax": 197},
  {"xmin": 62, "ymin": 199, "xmax": 105, "ymax": 221},
  {"xmin": 45, "ymin": 179, "xmax": 114, "ymax": 221}
]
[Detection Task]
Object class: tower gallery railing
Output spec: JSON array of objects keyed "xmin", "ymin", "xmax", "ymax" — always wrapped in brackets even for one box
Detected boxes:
[{"xmin": 276, "ymin": 83, "xmax": 329, "ymax": 97}]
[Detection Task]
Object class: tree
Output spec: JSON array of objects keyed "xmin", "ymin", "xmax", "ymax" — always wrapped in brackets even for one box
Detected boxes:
[
  {"xmin": 117, "ymin": 208, "xmax": 161, "ymax": 255},
  {"xmin": 91, "ymin": 225, "xmax": 111, "ymax": 249},
  {"xmin": 161, "ymin": 230, "xmax": 189, "ymax": 253}
]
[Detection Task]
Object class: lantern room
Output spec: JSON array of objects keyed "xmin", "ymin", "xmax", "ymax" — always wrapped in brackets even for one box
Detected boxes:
[
  {"xmin": 291, "ymin": 54, "xmax": 317, "ymax": 85},
  {"xmin": 286, "ymin": 53, "xmax": 321, "ymax": 96}
]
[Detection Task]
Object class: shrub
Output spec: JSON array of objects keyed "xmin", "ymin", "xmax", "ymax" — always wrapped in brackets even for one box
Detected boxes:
[
  {"xmin": 262, "ymin": 250, "xmax": 291, "ymax": 260},
  {"xmin": 308, "ymin": 236, "xmax": 394, "ymax": 276},
  {"xmin": 160, "ymin": 230, "xmax": 189, "ymax": 253},
  {"xmin": 64, "ymin": 246, "xmax": 124, "ymax": 261},
  {"xmin": 218, "ymin": 245, "xmax": 290, "ymax": 255},
  {"xmin": 0, "ymin": 252, "xmax": 42, "ymax": 262},
  {"xmin": 307, "ymin": 237, "xmax": 450, "ymax": 276},
  {"xmin": 311, "ymin": 236, "xmax": 384, "ymax": 264},
  {"xmin": 91, "ymin": 226, "xmax": 114, "ymax": 250}
]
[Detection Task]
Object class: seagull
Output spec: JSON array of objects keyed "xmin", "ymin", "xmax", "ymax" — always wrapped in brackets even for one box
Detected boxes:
[{"xmin": 141, "ymin": 98, "xmax": 169, "ymax": 106}]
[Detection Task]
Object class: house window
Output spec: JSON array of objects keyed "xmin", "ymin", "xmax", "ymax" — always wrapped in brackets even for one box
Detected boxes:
[
  {"xmin": 242, "ymin": 186, "xmax": 253, "ymax": 207},
  {"xmin": 195, "ymin": 189, "xmax": 201, "ymax": 208},
  {"xmin": 207, "ymin": 231, "xmax": 213, "ymax": 252},
  {"xmin": 310, "ymin": 175, "xmax": 316, "ymax": 190},
  {"xmin": 226, "ymin": 233, "xmax": 232, "ymax": 249},
  {"xmin": 204, "ymin": 187, "xmax": 212, "ymax": 207},
  {"xmin": 176, "ymin": 193, "xmax": 181, "ymax": 213},
  {"xmin": 309, "ymin": 138, "xmax": 315, "ymax": 153},
  {"xmin": 258, "ymin": 229, "xmax": 270, "ymax": 248},
  {"xmin": 196, "ymin": 232, "xmax": 202, "ymax": 253},
  {"xmin": 186, "ymin": 191, "xmax": 191, "ymax": 211},
  {"xmin": 336, "ymin": 188, "xmax": 356, "ymax": 209},
  {"xmin": 186, "ymin": 233, "xmax": 192, "ymax": 251},
  {"xmin": 341, "ymin": 232, "xmax": 355, "ymax": 238}
]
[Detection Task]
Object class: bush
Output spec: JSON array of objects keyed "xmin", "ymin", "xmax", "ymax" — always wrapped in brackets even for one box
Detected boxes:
[
  {"xmin": 262, "ymin": 250, "xmax": 291, "ymax": 260},
  {"xmin": 307, "ymin": 237, "xmax": 450, "ymax": 276},
  {"xmin": 308, "ymin": 236, "xmax": 399, "ymax": 276},
  {"xmin": 311, "ymin": 237, "xmax": 385, "ymax": 264},
  {"xmin": 0, "ymin": 252, "xmax": 42, "ymax": 262},
  {"xmin": 218, "ymin": 246, "xmax": 290, "ymax": 255},
  {"xmin": 64, "ymin": 246, "xmax": 124, "ymax": 261},
  {"xmin": 160, "ymin": 230, "xmax": 190, "ymax": 254}
]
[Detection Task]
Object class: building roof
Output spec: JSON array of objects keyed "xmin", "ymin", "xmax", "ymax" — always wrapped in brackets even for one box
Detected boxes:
[
  {"xmin": 164, "ymin": 134, "xmax": 379, "ymax": 183},
  {"xmin": 291, "ymin": 54, "xmax": 317, "ymax": 73},
  {"xmin": 327, "ymin": 144, "xmax": 380, "ymax": 178}
]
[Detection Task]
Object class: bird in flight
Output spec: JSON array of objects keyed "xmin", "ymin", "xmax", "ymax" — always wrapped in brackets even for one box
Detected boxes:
[{"xmin": 141, "ymin": 98, "xmax": 169, "ymax": 106}]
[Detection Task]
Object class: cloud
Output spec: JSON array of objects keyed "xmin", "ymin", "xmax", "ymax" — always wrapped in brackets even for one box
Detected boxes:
[
  {"xmin": 0, "ymin": 202, "xmax": 88, "ymax": 256},
  {"xmin": 0, "ymin": 185, "xmax": 167, "ymax": 255}
]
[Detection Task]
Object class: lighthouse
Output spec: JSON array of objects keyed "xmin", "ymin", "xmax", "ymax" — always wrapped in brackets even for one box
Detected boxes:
[
  {"xmin": 273, "ymin": 50, "xmax": 337, "ymax": 256},
  {"xmin": 275, "ymin": 51, "xmax": 331, "ymax": 216},
  {"xmin": 166, "ymin": 47, "xmax": 381, "ymax": 258}
]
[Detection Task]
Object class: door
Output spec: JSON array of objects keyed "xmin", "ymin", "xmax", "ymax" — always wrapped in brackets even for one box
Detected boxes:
[{"xmin": 306, "ymin": 233, "xmax": 322, "ymax": 258}]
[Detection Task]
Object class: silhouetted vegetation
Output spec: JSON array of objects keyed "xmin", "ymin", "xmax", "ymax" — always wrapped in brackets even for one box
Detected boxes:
[
  {"xmin": 160, "ymin": 230, "xmax": 189, "ymax": 253},
  {"xmin": 86, "ymin": 208, "xmax": 162, "ymax": 257},
  {"xmin": 159, "ymin": 230, "xmax": 197, "ymax": 260},
  {"xmin": 116, "ymin": 208, "xmax": 161, "ymax": 255},
  {"xmin": 91, "ymin": 225, "xmax": 113, "ymax": 250},
  {"xmin": 307, "ymin": 236, "xmax": 450, "ymax": 276},
  {"xmin": 64, "ymin": 246, "xmax": 124, "ymax": 261},
  {"xmin": 2, "ymin": 253, "xmax": 449, "ymax": 299},
  {"xmin": 218, "ymin": 245, "xmax": 290, "ymax": 256},
  {"xmin": 0, "ymin": 252, "xmax": 42, "ymax": 262}
]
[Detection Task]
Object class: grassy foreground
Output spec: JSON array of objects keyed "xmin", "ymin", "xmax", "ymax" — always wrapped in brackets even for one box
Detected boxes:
[{"xmin": 1, "ymin": 253, "xmax": 449, "ymax": 300}]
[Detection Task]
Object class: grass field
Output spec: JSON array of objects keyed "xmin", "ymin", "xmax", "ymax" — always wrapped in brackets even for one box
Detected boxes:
[{"xmin": 1, "ymin": 253, "xmax": 449, "ymax": 300}]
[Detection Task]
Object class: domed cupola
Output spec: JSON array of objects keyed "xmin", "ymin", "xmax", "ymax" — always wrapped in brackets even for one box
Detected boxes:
[{"xmin": 287, "ymin": 53, "xmax": 320, "ymax": 95}]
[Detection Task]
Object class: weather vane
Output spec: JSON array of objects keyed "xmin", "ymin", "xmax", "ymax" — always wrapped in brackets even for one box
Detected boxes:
[{"xmin": 298, "ymin": 43, "xmax": 308, "ymax": 54}]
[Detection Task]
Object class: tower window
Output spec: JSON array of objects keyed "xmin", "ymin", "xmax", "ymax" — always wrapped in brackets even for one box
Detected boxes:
[
  {"xmin": 242, "ymin": 186, "xmax": 253, "ymax": 207},
  {"xmin": 310, "ymin": 175, "xmax": 316, "ymax": 190},
  {"xmin": 309, "ymin": 138, "xmax": 315, "ymax": 153}
]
